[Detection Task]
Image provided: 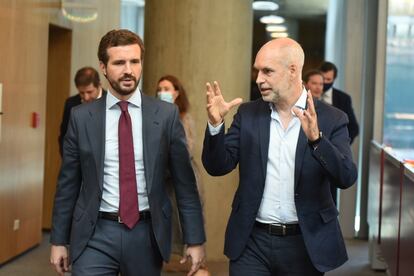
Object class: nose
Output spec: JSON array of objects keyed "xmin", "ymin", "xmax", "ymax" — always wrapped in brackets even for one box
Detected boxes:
[
  {"xmin": 124, "ymin": 62, "xmax": 133, "ymax": 74},
  {"xmin": 83, "ymin": 94, "xmax": 91, "ymax": 102},
  {"xmin": 256, "ymin": 71, "xmax": 264, "ymax": 85}
]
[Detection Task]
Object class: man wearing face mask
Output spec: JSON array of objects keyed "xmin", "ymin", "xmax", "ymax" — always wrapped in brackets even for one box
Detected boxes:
[{"xmin": 319, "ymin": 61, "xmax": 359, "ymax": 144}]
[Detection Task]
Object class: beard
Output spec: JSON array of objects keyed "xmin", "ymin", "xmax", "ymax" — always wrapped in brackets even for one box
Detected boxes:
[{"xmin": 107, "ymin": 73, "xmax": 140, "ymax": 96}]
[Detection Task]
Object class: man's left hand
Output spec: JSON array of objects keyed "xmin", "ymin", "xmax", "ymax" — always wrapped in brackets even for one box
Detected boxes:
[
  {"xmin": 293, "ymin": 91, "xmax": 320, "ymax": 142},
  {"xmin": 180, "ymin": 244, "xmax": 206, "ymax": 276}
]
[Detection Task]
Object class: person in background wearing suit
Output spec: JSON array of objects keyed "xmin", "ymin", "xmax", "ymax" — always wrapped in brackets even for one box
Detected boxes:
[
  {"xmin": 202, "ymin": 38, "xmax": 357, "ymax": 275},
  {"xmin": 303, "ymin": 69, "xmax": 345, "ymax": 206},
  {"xmin": 58, "ymin": 66, "xmax": 103, "ymax": 156},
  {"xmin": 319, "ymin": 61, "xmax": 359, "ymax": 205},
  {"xmin": 50, "ymin": 29, "xmax": 205, "ymax": 276},
  {"xmin": 303, "ymin": 69, "xmax": 324, "ymax": 100},
  {"xmin": 319, "ymin": 61, "xmax": 359, "ymax": 144}
]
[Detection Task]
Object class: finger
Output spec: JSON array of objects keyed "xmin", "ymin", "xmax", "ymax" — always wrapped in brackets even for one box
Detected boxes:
[
  {"xmin": 213, "ymin": 81, "xmax": 222, "ymax": 97},
  {"xmin": 228, "ymin": 98, "xmax": 243, "ymax": 109},
  {"xmin": 307, "ymin": 91, "xmax": 316, "ymax": 115},
  {"xmin": 206, "ymin": 82, "xmax": 213, "ymax": 103},
  {"xmin": 53, "ymin": 260, "xmax": 63, "ymax": 275},
  {"xmin": 180, "ymin": 255, "xmax": 188, "ymax": 264},
  {"xmin": 292, "ymin": 107, "xmax": 305, "ymax": 121},
  {"xmin": 63, "ymin": 256, "xmax": 69, "ymax": 271},
  {"xmin": 187, "ymin": 261, "xmax": 201, "ymax": 276}
]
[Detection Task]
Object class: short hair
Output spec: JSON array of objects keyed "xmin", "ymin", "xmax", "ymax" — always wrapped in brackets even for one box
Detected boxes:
[
  {"xmin": 74, "ymin": 67, "xmax": 100, "ymax": 88},
  {"xmin": 319, "ymin": 61, "xmax": 338, "ymax": 79},
  {"xmin": 303, "ymin": 69, "xmax": 324, "ymax": 83},
  {"xmin": 157, "ymin": 75, "xmax": 190, "ymax": 114},
  {"xmin": 98, "ymin": 29, "xmax": 145, "ymax": 65}
]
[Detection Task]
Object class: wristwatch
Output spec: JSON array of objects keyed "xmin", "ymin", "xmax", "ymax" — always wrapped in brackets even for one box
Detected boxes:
[{"xmin": 308, "ymin": 131, "xmax": 323, "ymax": 150}]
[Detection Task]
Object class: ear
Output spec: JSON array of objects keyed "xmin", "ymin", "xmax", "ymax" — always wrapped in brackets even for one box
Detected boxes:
[
  {"xmin": 99, "ymin": 61, "xmax": 107, "ymax": 76},
  {"xmin": 289, "ymin": 64, "xmax": 297, "ymax": 79}
]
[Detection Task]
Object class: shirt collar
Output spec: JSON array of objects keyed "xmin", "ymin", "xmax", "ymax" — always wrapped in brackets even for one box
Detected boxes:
[
  {"xmin": 106, "ymin": 87, "xmax": 142, "ymax": 110},
  {"xmin": 269, "ymin": 87, "xmax": 308, "ymax": 119}
]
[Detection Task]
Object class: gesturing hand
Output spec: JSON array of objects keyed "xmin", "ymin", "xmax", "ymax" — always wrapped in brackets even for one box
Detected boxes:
[
  {"xmin": 206, "ymin": 81, "xmax": 243, "ymax": 126},
  {"xmin": 292, "ymin": 91, "xmax": 320, "ymax": 141}
]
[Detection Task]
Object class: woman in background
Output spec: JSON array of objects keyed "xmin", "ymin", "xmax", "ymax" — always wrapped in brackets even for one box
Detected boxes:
[
  {"xmin": 156, "ymin": 75, "xmax": 207, "ymax": 275},
  {"xmin": 157, "ymin": 75, "xmax": 195, "ymax": 154}
]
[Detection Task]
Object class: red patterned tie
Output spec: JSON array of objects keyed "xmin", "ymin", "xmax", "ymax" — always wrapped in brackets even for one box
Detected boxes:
[{"xmin": 118, "ymin": 101, "xmax": 139, "ymax": 229}]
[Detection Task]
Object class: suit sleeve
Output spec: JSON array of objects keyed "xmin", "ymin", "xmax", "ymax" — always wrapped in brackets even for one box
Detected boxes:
[
  {"xmin": 58, "ymin": 100, "xmax": 72, "ymax": 157},
  {"xmin": 346, "ymin": 96, "xmax": 359, "ymax": 144},
  {"xmin": 50, "ymin": 108, "xmax": 82, "ymax": 245},
  {"xmin": 202, "ymin": 109, "xmax": 241, "ymax": 176},
  {"xmin": 311, "ymin": 112, "xmax": 358, "ymax": 189},
  {"xmin": 169, "ymin": 107, "xmax": 206, "ymax": 245}
]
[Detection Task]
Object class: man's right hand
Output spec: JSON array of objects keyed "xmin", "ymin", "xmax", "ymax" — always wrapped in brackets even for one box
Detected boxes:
[
  {"xmin": 50, "ymin": 245, "xmax": 69, "ymax": 275},
  {"xmin": 206, "ymin": 81, "xmax": 243, "ymax": 126}
]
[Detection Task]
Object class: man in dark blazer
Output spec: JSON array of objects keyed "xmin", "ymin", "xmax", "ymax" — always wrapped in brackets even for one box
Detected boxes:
[
  {"xmin": 58, "ymin": 67, "xmax": 103, "ymax": 156},
  {"xmin": 319, "ymin": 61, "xmax": 359, "ymax": 205},
  {"xmin": 319, "ymin": 61, "xmax": 359, "ymax": 144},
  {"xmin": 202, "ymin": 38, "xmax": 357, "ymax": 275},
  {"xmin": 50, "ymin": 29, "xmax": 205, "ymax": 276}
]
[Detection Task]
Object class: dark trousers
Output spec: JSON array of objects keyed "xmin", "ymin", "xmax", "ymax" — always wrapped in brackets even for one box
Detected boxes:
[
  {"xmin": 72, "ymin": 218, "xmax": 163, "ymax": 276},
  {"xmin": 230, "ymin": 225, "xmax": 324, "ymax": 276}
]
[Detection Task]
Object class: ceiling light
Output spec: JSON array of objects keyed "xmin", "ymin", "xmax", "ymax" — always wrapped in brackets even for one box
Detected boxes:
[
  {"xmin": 260, "ymin": 15, "xmax": 285, "ymax": 24},
  {"xmin": 270, "ymin": 32, "xmax": 289, "ymax": 38},
  {"xmin": 266, "ymin": 25, "xmax": 287, "ymax": 32},
  {"xmin": 252, "ymin": 1, "xmax": 279, "ymax": 11}
]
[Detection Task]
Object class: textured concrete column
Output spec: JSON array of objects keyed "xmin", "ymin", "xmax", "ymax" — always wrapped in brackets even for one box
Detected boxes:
[{"xmin": 143, "ymin": 0, "xmax": 253, "ymax": 260}]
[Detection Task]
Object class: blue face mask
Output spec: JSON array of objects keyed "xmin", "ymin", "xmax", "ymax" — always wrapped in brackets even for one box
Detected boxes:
[{"xmin": 157, "ymin": 91, "xmax": 174, "ymax": 103}]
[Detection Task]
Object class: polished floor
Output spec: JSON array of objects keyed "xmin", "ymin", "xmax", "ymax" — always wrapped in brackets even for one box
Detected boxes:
[{"xmin": 0, "ymin": 233, "xmax": 388, "ymax": 276}]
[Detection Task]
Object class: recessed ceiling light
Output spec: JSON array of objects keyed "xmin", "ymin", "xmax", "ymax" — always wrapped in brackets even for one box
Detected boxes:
[
  {"xmin": 270, "ymin": 32, "xmax": 289, "ymax": 38},
  {"xmin": 260, "ymin": 15, "xmax": 285, "ymax": 24},
  {"xmin": 252, "ymin": 1, "xmax": 279, "ymax": 11},
  {"xmin": 266, "ymin": 25, "xmax": 287, "ymax": 32}
]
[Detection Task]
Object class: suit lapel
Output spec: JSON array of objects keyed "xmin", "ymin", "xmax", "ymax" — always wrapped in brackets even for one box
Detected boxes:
[
  {"xmin": 258, "ymin": 101, "xmax": 271, "ymax": 178},
  {"xmin": 85, "ymin": 93, "xmax": 107, "ymax": 191},
  {"xmin": 294, "ymin": 129, "xmax": 307, "ymax": 190},
  {"xmin": 141, "ymin": 93, "xmax": 161, "ymax": 194},
  {"xmin": 294, "ymin": 99, "xmax": 319, "ymax": 190},
  {"xmin": 332, "ymin": 88, "xmax": 339, "ymax": 107}
]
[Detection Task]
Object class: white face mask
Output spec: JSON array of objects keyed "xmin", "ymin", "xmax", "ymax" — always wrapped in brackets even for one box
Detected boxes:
[{"xmin": 157, "ymin": 91, "xmax": 174, "ymax": 103}]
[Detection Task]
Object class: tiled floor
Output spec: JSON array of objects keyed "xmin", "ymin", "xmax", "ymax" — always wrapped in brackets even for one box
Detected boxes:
[{"xmin": 0, "ymin": 233, "xmax": 388, "ymax": 276}]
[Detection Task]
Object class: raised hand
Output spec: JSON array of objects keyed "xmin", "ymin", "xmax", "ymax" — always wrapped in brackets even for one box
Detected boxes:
[
  {"xmin": 292, "ymin": 91, "xmax": 320, "ymax": 141},
  {"xmin": 206, "ymin": 81, "xmax": 243, "ymax": 126}
]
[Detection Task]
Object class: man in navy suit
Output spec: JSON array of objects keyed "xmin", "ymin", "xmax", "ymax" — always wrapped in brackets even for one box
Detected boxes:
[
  {"xmin": 319, "ymin": 61, "xmax": 359, "ymax": 205},
  {"xmin": 58, "ymin": 67, "xmax": 103, "ymax": 156},
  {"xmin": 202, "ymin": 38, "xmax": 357, "ymax": 275},
  {"xmin": 319, "ymin": 61, "xmax": 359, "ymax": 144}
]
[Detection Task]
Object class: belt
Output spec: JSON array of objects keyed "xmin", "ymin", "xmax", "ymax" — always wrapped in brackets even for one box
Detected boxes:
[
  {"xmin": 255, "ymin": 221, "xmax": 301, "ymax": 236},
  {"xmin": 98, "ymin": 211, "xmax": 151, "ymax": 223}
]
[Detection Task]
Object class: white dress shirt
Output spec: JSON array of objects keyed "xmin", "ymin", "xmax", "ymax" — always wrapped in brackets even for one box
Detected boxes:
[
  {"xmin": 208, "ymin": 89, "xmax": 308, "ymax": 224},
  {"xmin": 321, "ymin": 87, "xmax": 333, "ymax": 105},
  {"xmin": 100, "ymin": 89, "xmax": 149, "ymax": 213}
]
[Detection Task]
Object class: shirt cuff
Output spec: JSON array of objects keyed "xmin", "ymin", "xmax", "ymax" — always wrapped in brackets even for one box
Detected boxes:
[{"xmin": 207, "ymin": 121, "xmax": 223, "ymax": 136}]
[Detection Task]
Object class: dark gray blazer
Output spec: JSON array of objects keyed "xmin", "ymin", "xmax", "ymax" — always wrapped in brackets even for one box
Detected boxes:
[
  {"xmin": 202, "ymin": 98, "xmax": 357, "ymax": 272},
  {"xmin": 50, "ymin": 92, "xmax": 205, "ymax": 263}
]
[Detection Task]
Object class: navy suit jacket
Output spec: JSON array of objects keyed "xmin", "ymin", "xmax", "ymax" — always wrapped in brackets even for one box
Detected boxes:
[
  {"xmin": 332, "ymin": 88, "xmax": 359, "ymax": 144},
  {"xmin": 202, "ymin": 98, "xmax": 357, "ymax": 272},
  {"xmin": 51, "ymin": 92, "xmax": 205, "ymax": 263}
]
